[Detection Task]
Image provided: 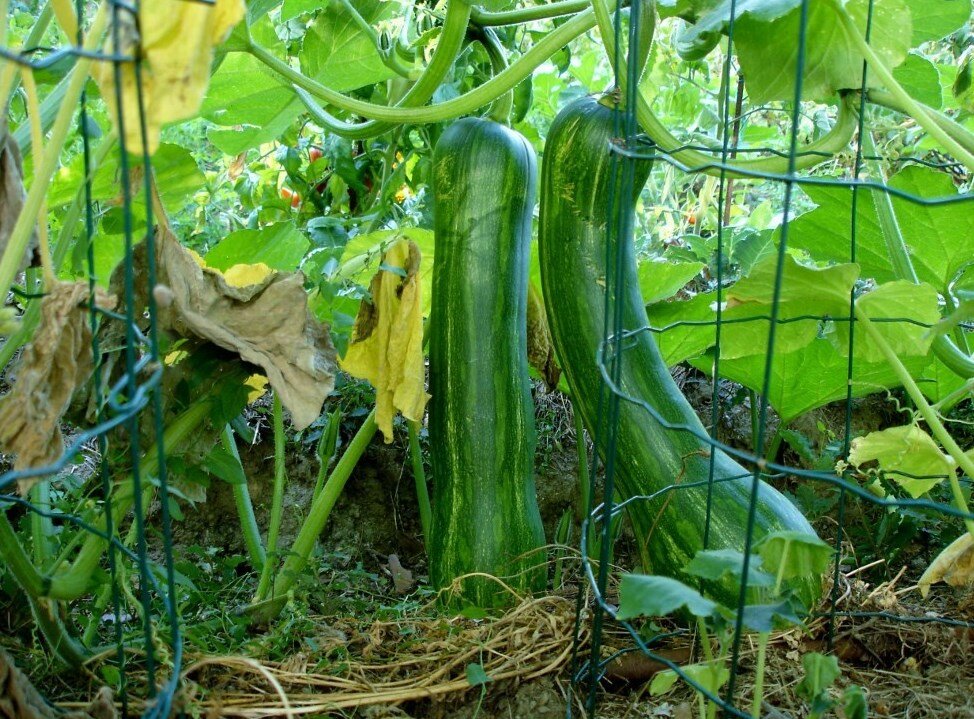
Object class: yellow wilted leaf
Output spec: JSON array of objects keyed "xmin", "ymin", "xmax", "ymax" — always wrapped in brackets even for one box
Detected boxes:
[
  {"xmin": 223, "ymin": 262, "xmax": 274, "ymax": 288},
  {"xmin": 341, "ymin": 240, "xmax": 429, "ymax": 443},
  {"xmin": 92, "ymin": 0, "xmax": 245, "ymax": 155},
  {"xmin": 245, "ymin": 374, "xmax": 269, "ymax": 404},
  {"xmin": 918, "ymin": 532, "xmax": 974, "ymax": 598}
]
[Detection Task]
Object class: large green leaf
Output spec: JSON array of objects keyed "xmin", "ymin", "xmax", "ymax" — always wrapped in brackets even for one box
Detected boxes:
[
  {"xmin": 718, "ymin": 254, "xmax": 859, "ymax": 359},
  {"xmin": 753, "ymin": 530, "xmax": 833, "ymax": 582},
  {"xmin": 300, "ymin": 0, "xmax": 397, "ymax": 94},
  {"xmin": 684, "ymin": 549, "xmax": 774, "ymax": 587},
  {"xmin": 650, "ymin": 662, "xmax": 730, "ymax": 697},
  {"xmin": 48, "ymin": 143, "xmax": 204, "ymax": 210},
  {"xmin": 787, "ymin": 165, "xmax": 974, "ymax": 293},
  {"xmin": 903, "ymin": 0, "xmax": 971, "ymax": 44},
  {"xmin": 201, "ymin": 53, "xmax": 304, "ymax": 155},
  {"xmin": 678, "ymin": 0, "xmax": 912, "ymax": 102},
  {"xmin": 616, "ymin": 575, "xmax": 719, "ymax": 620},
  {"xmin": 205, "ymin": 223, "xmax": 310, "ymax": 273},
  {"xmin": 739, "ymin": 599, "xmax": 804, "ymax": 631},
  {"xmin": 637, "ymin": 257, "xmax": 705, "ymax": 305},
  {"xmin": 647, "ymin": 291, "xmax": 718, "ymax": 366},
  {"xmin": 690, "ymin": 332, "xmax": 932, "ymax": 423},
  {"xmin": 852, "ymin": 280, "xmax": 941, "ymax": 362},
  {"xmin": 893, "ymin": 53, "xmax": 943, "ymax": 109}
]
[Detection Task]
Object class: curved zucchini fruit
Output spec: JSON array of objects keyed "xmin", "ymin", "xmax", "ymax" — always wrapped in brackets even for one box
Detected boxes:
[{"xmin": 538, "ymin": 96, "xmax": 820, "ymax": 606}]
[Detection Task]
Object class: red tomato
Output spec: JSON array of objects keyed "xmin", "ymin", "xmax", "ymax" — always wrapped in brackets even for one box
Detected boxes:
[
  {"xmin": 309, "ymin": 147, "xmax": 323, "ymax": 163},
  {"xmin": 280, "ymin": 187, "xmax": 301, "ymax": 208}
]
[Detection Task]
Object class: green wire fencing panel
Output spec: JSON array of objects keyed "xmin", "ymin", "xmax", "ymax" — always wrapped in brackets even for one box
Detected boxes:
[
  {"xmin": 0, "ymin": 0, "xmax": 185, "ymax": 716},
  {"xmin": 567, "ymin": 0, "xmax": 974, "ymax": 716}
]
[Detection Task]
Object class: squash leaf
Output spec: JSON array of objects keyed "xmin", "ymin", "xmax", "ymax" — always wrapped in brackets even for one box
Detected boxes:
[
  {"xmin": 848, "ymin": 424, "xmax": 955, "ymax": 497},
  {"xmin": 340, "ymin": 240, "xmax": 429, "ymax": 443}
]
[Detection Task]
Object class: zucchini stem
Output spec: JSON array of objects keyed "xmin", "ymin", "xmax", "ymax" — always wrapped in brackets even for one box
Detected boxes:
[
  {"xmin": 248, "ymin": 9, "xmax": 597, "ymax": 127},
  {"xmin": 854, "ymin": 304, "xmax": 974, "ymax": 538}
]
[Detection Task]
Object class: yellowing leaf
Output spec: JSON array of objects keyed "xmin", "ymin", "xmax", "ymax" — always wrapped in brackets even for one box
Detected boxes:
[
  {"xmin": 245, "ymin": 374, "xmax": 269, "ymax": 404},
  {"xmin": 848, "ymin": 424, "xmax": 955, "ymax": 498},
  {"xmin": 340, "ymin": 240, "xmax": 429, "ymax": 443},
  {"xmin": 92, "ymin": 0, "xmax": 245, "ymax": 155},
  {"xmin": 918, "ymin": 532, "xmax": 974, "ymax": 598},
  {"xmin": 187, "ymin": 248, "xmax": 206, "ymax": 267},
  {"xmin": 222, "ymin": 262, "xmax": 274, "ymax": 288}
]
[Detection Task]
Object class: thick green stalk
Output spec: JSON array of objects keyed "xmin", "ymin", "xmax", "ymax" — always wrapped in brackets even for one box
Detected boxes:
[
  {"xmin": 254, "ymin": 393, "xmax": 288, "ymax": 602},
  {"xmin": 29, "ymin": 595, "xmax": 89, "ymax": 668},
  {"xmin": 751, "ymin": 636, "xmax": 769, "ymax": 719},
  {"xmin": 1, "ymin": 2, "xmax": 54, "ymax": 113},
  {"xmin": 471, "ymin": 0, "xmax": 589, "ymax": 25},
  {"xmin": 477, "ymin": 26, "xmax": 514, "ymax": 123},
  {"xmin": 0, "ymin": 131, "xmax": 117, "ymax": 367},
  {"xmin": 0, "ymin": 1, "xmax": 108, "ymax": 303},
  {"xmin": 408, "ymin": 419, "xmax": 431, "ymax": 543},
  {"xmin": 829, "ymin": 1, "xmax": 974, "ymax": 170},
  {"xmin": 30, "ymin": 483, "xmax": 53, "ymax": 567},
  {"xmin": 222, "ymin": 424, "xmax": 265, "ymax": 571},
  {"xmin": 855, "ymin": 305, "xmax": 974, "ymax": 537},
  {"xmin": 861, "ymin": 132, "xmax": 974, "ymax": 379},
  {"xmin": 867, "ymin": 89, "xmax": 974, "ymax": 158},
  {"xmin": 278, "ymin": 0, "xmax": 472, "ymax": 139},
  {"xmin": 588, "ymin": 0, "xmax": 858, "ymax": 178},
  {"xmin": 249, "ymin": 9, "xmax": 597, "ymax": 126},
  {"xmin": 250, "ymin": 410, "xmax": 378, "ymax": 621}
]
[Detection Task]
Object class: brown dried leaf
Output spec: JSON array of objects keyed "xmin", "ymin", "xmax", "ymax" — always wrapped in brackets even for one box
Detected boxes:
[
  {"xmin": 527, "ymin": 281, "xmax": 560, "ymax": 390},
  {"xmin": 0, "ymin": 648, "xmax": 116, "ymax": 719},
  {"xmin": 156, "ymin": 226, "xmax": 336, "ymax": 430},
  {"xmin": 918, "ymin": 532, "xmax": 974, "ymax": 598},
  {"xmin": 0, "ymin": 282, "xmax": 116, "ymax": 493}
]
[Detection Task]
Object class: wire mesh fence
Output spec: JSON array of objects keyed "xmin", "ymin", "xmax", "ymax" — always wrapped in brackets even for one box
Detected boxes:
[
  {"xmin": 0, "ymin": 0, "xmax": 187, "ymax": 715},
  {"xmin": 0, "ymin": 0, "xmax": 971, "ymax": 717}
]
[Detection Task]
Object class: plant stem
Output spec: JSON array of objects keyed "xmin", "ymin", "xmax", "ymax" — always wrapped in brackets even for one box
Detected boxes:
[
  {"xmin": 830, "ymin": 1, "xmax": 974, "ymax": 170},
  {"xmin": 860, "ymin": 131, "xmax": 974, "ymax": 379},
  {"xmin": 0, "ymin": 395, "xmax": 216, "ymax": 601},
  {"xmin": 222, "ymin": 424, "xmax": 265, "ymax": 571},
  {"xmin": 477, "ymin": 25, "xmax": 514, "ymax": 124},
  {"xmin": 0, "ymin": 131, "xmax": 116, "ymax": 367},
  {"xmin": 29, "ymin": 595, "xmax": 89, "ymax": 667},
  {"xmin": 855, "ymin": 305, "xmax": 974, "ymax": 537},
  {"xmin": 29, "ymin": 482, "xmax": 53, "ymax": 567},
  {"xmin": 250, "ymin": 410, "xmax": 378, "ymax": 622},
  {"xmin": 312, "ymin": 409, "xmax": 341, "ymax": 503},
  {"xmin": 751, "ymin": 633, "xmax": 769, "ymax": 719},
  {"xmin": 0, "ymin": 1, "xmax": 108, "ymax": 303},
  {"xmin": 0, "ymin": 2, "xmax": 53, "ymax": 112},
  {"xmin": 249, "ymin": 8, "xmax": 597, "ymax": 126},
  {"xmin": 589, "ymin": 0, "xmax": 858, "ymax": 178},
  {"xmin": 867, "ymin": 89, "xmax": 974, "ymax": 158},
  {"xmin": 471, "ymin": 0, "xmax": 590, "ymax": 25},
  {"xmin": 408, "ymin": 419, "xmax": 431, "ymax": 544},
  {"xmin": 254, "ymin": 393, "xmax": 287, "ymax": 602},
  {"xmin": 20, "ymin": 68, "xmax": 55, "ymax": 284},
  {"xmin": 932, "ymin": 378, "xmax": 974, "ymax": 414},
  {"xmin": 278, "ymin": 0, "xmax": 472, "ymax": 139},
  {"xmin": 49, "ymin": 0, "xmax": 78, "ymax": 39}
]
